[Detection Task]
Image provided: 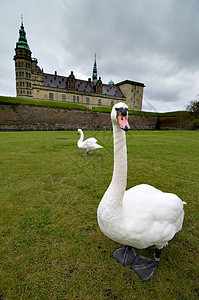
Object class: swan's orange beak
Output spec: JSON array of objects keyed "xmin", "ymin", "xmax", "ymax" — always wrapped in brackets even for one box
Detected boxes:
[{"xmin": 117, "ymin": 112, "xmax": 130, "ymax": 131}]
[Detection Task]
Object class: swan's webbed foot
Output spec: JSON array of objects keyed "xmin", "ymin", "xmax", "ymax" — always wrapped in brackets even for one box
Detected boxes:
[
  {"xmin": 130, "ymin": 254, "xmax": 157, "ymax": 282},
  {"xmin": 113, "ymin": 245, "xmax": 137, "ymax": 266},
  {"xmin": 113, "ymin": 245, "xmax": 158, "ymax": 282},
  {"xmin": 82, "ymin": 151, "xmax": 89, "ymax": 156}
]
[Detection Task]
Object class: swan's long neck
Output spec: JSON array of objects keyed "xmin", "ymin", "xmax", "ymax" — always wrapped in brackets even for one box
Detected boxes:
[
  {"xmin": 111, "ymin": 123, "xmax": 127, "ymax": 196},
  {"xmin": 103, "ymin": 122, "xmax": 127, "ymax": 207},
  {"xmin": 79, "ymin": 129, "xmax": 84, "ymax": 143}
]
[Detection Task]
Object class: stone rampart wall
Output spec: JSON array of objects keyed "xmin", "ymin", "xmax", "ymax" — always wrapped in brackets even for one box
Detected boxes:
[{"xmin": 0, "ymin": 104, "xmax": 185, "ymax": 131}]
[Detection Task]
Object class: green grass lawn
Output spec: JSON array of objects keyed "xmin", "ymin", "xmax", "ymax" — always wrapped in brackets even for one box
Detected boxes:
[{"xmin": 0, "ymin": 130, "xmax": 198, "ymax": 299}]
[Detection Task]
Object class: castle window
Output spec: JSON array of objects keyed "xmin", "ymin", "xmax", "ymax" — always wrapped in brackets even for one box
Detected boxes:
[
  {"xmin": 22, "ymin": 62, "xmax": 23, "ymax": 67},
  {"xmin": 98, "ymin": 99, "xmax": 101, "ymax": 106},
  {"xmin": 73, "ymin": 95, "xmax": 76, "ymax": 103},
  {"xmin": 77, "ymin": 96, "xmax": 79, "ymax": 103},
  {"xmin": 49, "ymin": 92, "xmax": 54, "ymax": 100},
  {"xmin": 86, "ymin": 97, "xmax": 90, "ymax": 104},
  {"xmin": 62, "ymin": 94, "xmax": 66, "ymax": 101},
  {"xmin": 22, "ymin": 72, "xmax": 24, "ymax": 77},
  {"xmin": 19, "ymin": 62, "xmax": 21, "ymax": 67}
]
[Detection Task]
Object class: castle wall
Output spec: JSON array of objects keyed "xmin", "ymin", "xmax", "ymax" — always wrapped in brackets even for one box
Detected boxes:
[
  {"xmin": 31, "ymin": 86, "xmax": 123, "ymax": 109},
  {"xmin": 0, "ymin": 104, "xmax": 185, "ymax": 131}
]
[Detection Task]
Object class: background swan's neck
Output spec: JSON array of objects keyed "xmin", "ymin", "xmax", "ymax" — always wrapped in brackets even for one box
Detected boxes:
[{"xmin": 79, "ymin": 130, "xmax": 84, "ymax": 143}]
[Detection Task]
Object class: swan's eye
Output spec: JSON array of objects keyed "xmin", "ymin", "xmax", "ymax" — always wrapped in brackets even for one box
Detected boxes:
[{"xmin": 116, "ymin": 107, "xmax": 128, "ymax": 120}]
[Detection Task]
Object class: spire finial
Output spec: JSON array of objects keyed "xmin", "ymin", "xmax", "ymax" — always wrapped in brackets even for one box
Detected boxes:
[
  {"xmin": 21, "ymin": 14, "xmax": 23, "ymax": 25},
  {"xmin": 92, "ymin": 53, "xmax": 98, "ymax": 82}
]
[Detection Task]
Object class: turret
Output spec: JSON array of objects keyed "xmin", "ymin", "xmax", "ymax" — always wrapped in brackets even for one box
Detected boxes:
[{"xmin": 13, "ymin": 17, "xmax": 32, "ymax": 98}]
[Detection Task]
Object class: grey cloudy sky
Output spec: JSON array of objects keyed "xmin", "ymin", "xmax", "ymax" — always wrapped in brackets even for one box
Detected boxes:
[{"xmin": 1, "ymin": 0, "xmax": 199, "ymax": 112}]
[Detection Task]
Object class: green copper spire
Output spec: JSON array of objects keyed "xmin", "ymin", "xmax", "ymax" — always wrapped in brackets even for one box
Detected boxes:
[
  {"xmin": 16, "ymin": 16, "xmax": 30, "ymax": 51},
  {"xmin": 92, "ymin": 54, "xmax": 97, "ymax": 82}
]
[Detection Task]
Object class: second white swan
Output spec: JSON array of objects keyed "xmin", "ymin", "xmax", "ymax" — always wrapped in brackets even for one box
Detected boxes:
[{"xmin": 77, "ymin": 128, "xmax": 103, "ymax": 156}]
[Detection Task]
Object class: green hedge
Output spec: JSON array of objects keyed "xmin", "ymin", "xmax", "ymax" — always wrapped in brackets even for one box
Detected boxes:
[{"xmin": 93, "ymin": 105, "xmax": 186, "ymax": 117}]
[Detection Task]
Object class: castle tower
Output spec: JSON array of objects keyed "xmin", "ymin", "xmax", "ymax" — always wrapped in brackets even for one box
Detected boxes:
[
  {"xmin": 92, "ymin": 54, "xmax": 98, "ymax": 82},
  {"xmin": 13, "ymin": 17, "xmax": 32, "ymax": 98}
]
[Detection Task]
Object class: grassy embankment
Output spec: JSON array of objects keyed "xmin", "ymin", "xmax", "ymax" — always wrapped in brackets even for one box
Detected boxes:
[
  {"xmin": 0, "ymin": 130, "xmax": 198, "ymax": 299},
  {"xmin": 0, "ymin": 95, "xmax": 187, "ymax": 117}
]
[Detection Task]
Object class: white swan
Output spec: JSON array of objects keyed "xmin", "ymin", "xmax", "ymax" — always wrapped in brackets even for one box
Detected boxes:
[
  {"xmin": 97, "ymin": 102, "xmax": 186, "ymax": 281},
  {"xmin": 77, "ymin": 128, "xmax": 103, "ymax": 156}
]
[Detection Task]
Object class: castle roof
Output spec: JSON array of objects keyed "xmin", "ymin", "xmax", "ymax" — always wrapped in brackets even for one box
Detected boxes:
[
  {"xmin": 43, "ymin": 73, "xmax": 125, "ymax": 98},
  {"xmin": 116, "ymin": 79, "xmax": 145, "ymax": 87},
  {"xmin": 15, "ymin": 17, "xmax": 30, "ymax": 51}
]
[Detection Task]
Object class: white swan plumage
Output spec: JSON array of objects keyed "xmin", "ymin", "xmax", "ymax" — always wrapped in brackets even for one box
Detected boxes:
[
  {"xmin": 97, "ymin": 102, "xmax": 186, "ymax": 281},
  {"xmin": 77, "ymin": 128, "xmax": 103, "ymax": 155}
]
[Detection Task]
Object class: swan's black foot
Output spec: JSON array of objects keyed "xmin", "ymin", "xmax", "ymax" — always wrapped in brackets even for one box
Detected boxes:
[
  {"xmin": 113, "ymin": 245, "xmax": 137, "ymax": 266},
  {"xmin": 82, "ymin": 153, "xmax": 88, "ymax": 156},
  {"xmin": 154, "ymin": 248, "xmax": 162, "ymax": 262},
  {"xmin": 130, "ymin": 254, "xmax": 158, "ymax": 282},
  {"xmin": 113, "ymin": 246, "xmax": 158, "ymax": 282}
]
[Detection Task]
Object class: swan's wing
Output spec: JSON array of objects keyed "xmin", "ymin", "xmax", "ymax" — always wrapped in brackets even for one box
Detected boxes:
[
  {"xmin": 82, "ymin": 137, "xmax": 97, "ymax": 148},
  {"xmin": 123, "ymin": 186, "xmax": 185, "ymax": 241},
  {"xmin": 124, "ymin": 186, "xmax": 184, "ymax": 222}
]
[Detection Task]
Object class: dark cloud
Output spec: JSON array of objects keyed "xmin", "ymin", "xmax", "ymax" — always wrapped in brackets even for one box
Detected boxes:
[{"xmin": 0, "ymin": 0, "xmax": 199, "ymax": 111}]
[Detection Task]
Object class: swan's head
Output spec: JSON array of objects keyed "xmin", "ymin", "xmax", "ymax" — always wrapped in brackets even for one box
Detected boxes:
[
  {"xmin": 77, "ymin": 128, "xmax": 81, "ymax": 135},
  {"xmin": 111, "ymin": 102, "xmax": 130, "ymax": 131}
]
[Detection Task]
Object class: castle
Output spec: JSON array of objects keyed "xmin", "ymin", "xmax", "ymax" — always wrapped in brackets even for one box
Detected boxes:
[{"xmin": 14, "ymin": 19, "xmax": 145, "ymax": 110}]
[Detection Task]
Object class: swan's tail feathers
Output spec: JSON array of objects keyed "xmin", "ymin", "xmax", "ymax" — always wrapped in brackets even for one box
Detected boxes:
[
  {"xmin": 130, "ymin": 255, "xmax": 158, "ymax": 282},
  {"xmin": 113, "ymin": 245, "xmax": 136, "ymax": 266}
]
